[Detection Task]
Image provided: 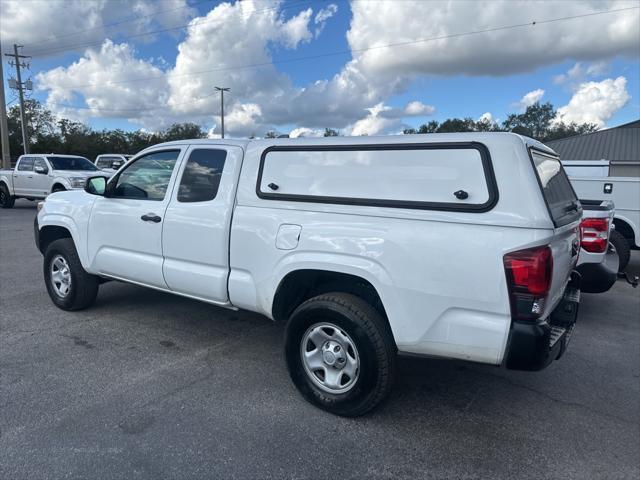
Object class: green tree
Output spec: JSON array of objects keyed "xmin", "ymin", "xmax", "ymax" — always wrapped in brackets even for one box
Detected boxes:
[
  {"xmin": 502, "ymin": 102, "xmax": 556, "ymax": 140},
  {"xmin": 160, "ymin": 123, "xmax": 207, "ymax": 142},
  {"xmin": 418, "ymin": 121, "xmax": 439, "ymax": 133},
  {"xmin": 324, "ymin": 128, "xmax": 338, "ymax": 137}
]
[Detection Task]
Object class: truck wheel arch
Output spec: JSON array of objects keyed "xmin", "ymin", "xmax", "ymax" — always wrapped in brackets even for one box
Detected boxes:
[
  {"xmin": 613, "ymin": 217, "xmax": 638, "ymax": 247},
  {"xmin": 51, "ymin": 183, "xmax": 66, "ymax": 193},
  {"xmin": 38, "ymin": 225, "xmax": 73, "ymax": 254},
  {"xmin": 272, "ymin": 269, "xmax": 392, "ymax": 336}
]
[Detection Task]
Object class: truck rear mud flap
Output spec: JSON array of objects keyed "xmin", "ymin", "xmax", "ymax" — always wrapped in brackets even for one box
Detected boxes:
[{"xmin": 505, "ymin": 272, "xmax": 581, "ymax": 371}]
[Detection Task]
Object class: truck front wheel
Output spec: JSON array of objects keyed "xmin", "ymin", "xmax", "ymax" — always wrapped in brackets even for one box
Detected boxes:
[
  {"xmin": 609, "ymin": 229, "xmax": 631, "ymax": 272},
  {"xmin": 0, "ymin": 184, "xmax": 15, "ymax": 208},
  {"xmin": 284, "ymin": 293, "xmax": 396, "ymax": 416},
  {"xmin": 44, "ymin": 238, "xmax": 99, "ymax": 311}
]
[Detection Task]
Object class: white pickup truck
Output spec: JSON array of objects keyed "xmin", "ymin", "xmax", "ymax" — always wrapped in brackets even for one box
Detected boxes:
[
  {"xmin": 0, "ymin": 154, "xmax": 109, "ymax": 208},
  {"xmin": 563, "ymin": 160, "xmax": 639, "ymax": 272},
  {"xmin": 35, "ymin": 134, "xmax": 582, "ymax": 415},
  {"xmin": 576, "ymin": 199, "xmax": 617, "ymax": 293}
]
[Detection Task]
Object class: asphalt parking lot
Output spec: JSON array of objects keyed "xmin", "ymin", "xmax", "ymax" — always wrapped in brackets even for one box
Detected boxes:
[{"xmin": 1, "ymin": 200, "xmax": 639, "ymax": 480}]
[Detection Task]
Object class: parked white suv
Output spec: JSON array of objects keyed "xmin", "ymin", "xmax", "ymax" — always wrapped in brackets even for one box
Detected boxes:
[
  {"xmin": 0, "ymin": 154, "xmax": 109, "ymax": 207},
  {"xmin": 35, "ymin": 134, "xmax": 582, "ymax": 415}
]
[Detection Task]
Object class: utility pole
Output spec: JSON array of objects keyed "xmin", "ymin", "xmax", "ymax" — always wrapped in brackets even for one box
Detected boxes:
[
  {"xmin": 5, "ymin": 44, "xmax": 31, "ymax": 155},
  {"xmin": 0, "ymin": 39, "xmax": 11, "ymax": 168},
  {"xmin": 215, "ymin": 86, "xmax": 229, "ymax": 139}
]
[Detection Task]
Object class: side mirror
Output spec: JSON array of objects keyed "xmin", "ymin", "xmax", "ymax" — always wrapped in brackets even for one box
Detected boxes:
[
  {"xmin": 34, "ymin": 165, "xmax": 48, "ymax": 174},
  {"xmin": 85, "ymin": 176, "xmax": 108, "ymax": 196}
]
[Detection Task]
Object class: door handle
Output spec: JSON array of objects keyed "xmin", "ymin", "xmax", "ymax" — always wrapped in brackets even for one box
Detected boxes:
[{"xmin": 141, "ymin": 213, "xmax": 162, "ymax": 223}]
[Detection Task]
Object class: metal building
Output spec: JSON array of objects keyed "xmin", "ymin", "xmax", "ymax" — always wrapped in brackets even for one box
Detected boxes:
[{"xmin": 546, "ymin": 120, "xmax": 640, "ymax": 177}]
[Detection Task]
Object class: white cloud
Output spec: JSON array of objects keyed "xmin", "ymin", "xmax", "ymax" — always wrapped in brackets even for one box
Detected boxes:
[
  {"xmin": 514, "ymin": 89, "xmax": 545, "ymax": 110},
  {"xmin": 347, "ymin": 103, "xmax": 409, "ymax": 136},
  {"xmin": 478, "ymin": 112, "xmax": 494, "ymax": 123},
  {"xmin": 314, "ymin": 4, "xmax": 338, "ymax": 37},
  {"xmin": 280, "ymin": 8, "xmax": 314, "ymax": 48},
  {"xmin": 36, "ymin": 40, "xmax": 173, "ymax": 126},
  {"xmin": 289, "ymin": 127, "xmax": 325, "ymax": 138},
  {"xmin": 553, "ymin": 61, "xmax": 609, "ymax": 85},
  {"xmin": 555, "ymin": 76, "xmax": 630, "ymax": 128},
  {"xmin": 1, "ymin": 0, "xmax": 195, "ymax": 57},
  {"xmin": 403, "ymin": 101, "xmax": 435, "ymax": 116},
  {"xmin": 33, "ymin": 0, "xmax": 640, "ymax": 136},
  {"xmin": 347, "ymin": 0, "xmax": 639, "ymax": 79}
]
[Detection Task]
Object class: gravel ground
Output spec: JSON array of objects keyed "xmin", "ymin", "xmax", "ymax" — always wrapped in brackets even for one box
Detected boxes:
[{"xmin": 1, "ymin": 200, "xmax": 639, "ymax": 479}]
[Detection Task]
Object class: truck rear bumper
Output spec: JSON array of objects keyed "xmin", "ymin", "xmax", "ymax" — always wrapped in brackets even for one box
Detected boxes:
[
  {"xmin": 576, "ymin": 259, "xmax": 617, "ymax": 294},
  {"xmin": 505, "ymin": 273, "xmax": 580, "ymax": 371}
]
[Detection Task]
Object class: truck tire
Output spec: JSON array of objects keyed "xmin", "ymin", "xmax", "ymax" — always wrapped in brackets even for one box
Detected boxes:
[
  {"xmin": 51, "ymin": 184, "xmax": 66, "ymax": 193},
  {"xmin": 285, "ymin": 292, "xmax": 396, "ymax": 416},
  {"xmin": 44, "ymin": 238, "xmax": 99, "ymax": 311},
  {"xmin": 609, "ymin": 229, "xmax": 630, "ymax": 272},
  {"xmin": 0, "ymin": 183, "xmax": 15, "ymax": 208}
]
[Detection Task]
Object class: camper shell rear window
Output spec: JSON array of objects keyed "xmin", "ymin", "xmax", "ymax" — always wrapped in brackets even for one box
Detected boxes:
[
  {"xmin": 256, "ymin": 142, "xmax": 498, "ymax": 212},
  {"xmin": 529, "ymin": 148, "xmax": 581, "ymax": 227}
]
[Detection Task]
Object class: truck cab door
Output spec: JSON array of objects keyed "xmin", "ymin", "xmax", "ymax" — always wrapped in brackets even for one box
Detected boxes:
[
  {"xmin": 87, "ymin": 148, "xmax": 184, "ymax": 288},
  {"xmin": 32, "ymin": 157, "xmax": 51, "ymax": 197},
  {"xmin": 13, "ymin": 157, "xmax": 34, "ymax": 196},
  {"xmin": 161, "ymin": 145, "xmax": 244, "ymax": 304}
]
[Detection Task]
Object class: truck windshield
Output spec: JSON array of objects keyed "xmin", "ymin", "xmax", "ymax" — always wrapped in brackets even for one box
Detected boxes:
[
  {"xmin": 47, "ymin": 156, "xmax": 98, "ymax": 171},
  {"xmin": 531, "ymin": 150, "xmax": 581, "ymax": 227}
]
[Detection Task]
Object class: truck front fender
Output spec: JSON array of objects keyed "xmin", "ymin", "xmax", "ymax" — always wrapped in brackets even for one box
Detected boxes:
[
  {"xmin": 37, "ymin": 191, "xmax": 95, "ymax": 269},
  {"xmin": 0, "ymin": 175, "xmax": 13, "ymax": 194}
]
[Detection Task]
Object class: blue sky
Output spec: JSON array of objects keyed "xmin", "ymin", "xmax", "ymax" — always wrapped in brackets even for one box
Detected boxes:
[{"xmin": 2, "ymin": 0, "xmax": 639, "ymax": 136}]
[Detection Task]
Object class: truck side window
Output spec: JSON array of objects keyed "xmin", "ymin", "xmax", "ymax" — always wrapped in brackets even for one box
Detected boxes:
[
  {"xmin": 112, "ymin": 150, "xmax": 180, "ymax": 201},
  {"xmin": 17, "ymin": 157, "xmax": 34, "ymax": 171},
  {"xmin": 177, "ymin": 149, "xmax": 227, "ymax": 203},
  {"xmin": 34, "ymin": 158, "xmax": 48, "ymax": 171},
  {"xmin": 96, "ymin": 158, "xmax": 109, "ymax": 168}
]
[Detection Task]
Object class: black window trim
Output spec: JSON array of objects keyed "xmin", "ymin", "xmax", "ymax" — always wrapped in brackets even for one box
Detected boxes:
[
  {"xmin": 527, "ymin": 146, "xmax": 582, "ymax": 228},
  {"xmin": 256, "ymin": 142, "xmax": 499, "ymax": 213},
  {"xmin": 106, "ymin": 148, "xmax": 182, "ymax": 202}
]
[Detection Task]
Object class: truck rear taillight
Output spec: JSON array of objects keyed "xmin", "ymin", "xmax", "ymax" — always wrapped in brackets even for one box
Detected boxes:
[
  {"xmin": 580, "ymin": 218, "xmax": 609, "ymax": 253},
  {"xmin": 504, "ymin": 246, "xmax": 553, "ymax": 321}
]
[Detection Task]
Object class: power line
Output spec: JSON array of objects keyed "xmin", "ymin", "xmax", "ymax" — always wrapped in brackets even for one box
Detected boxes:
[
  {"xmin": 25, "ymin": 0, "xmax": 215, "ymax": 49},
  {"xmin": 38, "ymin": 6, "xmax": 639, "ymax": 93},
  {"xmin": 27, "ymin": 0, "xmax": 319, "ymax": 57}
]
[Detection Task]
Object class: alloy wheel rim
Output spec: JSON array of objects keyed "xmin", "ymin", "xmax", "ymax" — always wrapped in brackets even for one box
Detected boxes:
[
  {"xmin": 50, "ymin": 255, "xmax": 72, "ymax": 298},
  {"xmin": 300, "ymin": 322, "xmax": 360, "ymax": 394}
]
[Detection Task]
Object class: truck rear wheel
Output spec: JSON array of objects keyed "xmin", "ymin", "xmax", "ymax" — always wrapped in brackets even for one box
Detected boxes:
[
  {"xmin": 609, "ymin": 229, "xmax": 630, "ymax": 272},
  {"xmin": 0, "ymin": 184, "xmax": 15, "ymax": 208},
  {"xmin": 284, "ymin": 293, "xmax": 396, "ymax": 416},
  {"xmin": 44, "ymin": 238, "xmax": 99, "ymax": 311}
]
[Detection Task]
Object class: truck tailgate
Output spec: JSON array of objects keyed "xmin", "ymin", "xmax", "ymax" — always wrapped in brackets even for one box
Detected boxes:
[{"xmin": 546, "ymin": 221, "xmax": 580, "ymax": 316}]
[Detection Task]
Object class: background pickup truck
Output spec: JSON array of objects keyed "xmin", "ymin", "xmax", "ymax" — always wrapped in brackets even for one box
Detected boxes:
[
  {"xmin": 94, "ymin": 154, "xmax": 132, "ymax": 172},
  {"xmin": 577, "ymin": 199, "xmax": 617, "ymax": 293},
  {"xmin": 35, "ymin": 134, "xmax": 582, "ymax": 416},
  {"xmin": 0, "ymin": 154, "xmax": 111, "ymax": 208},
  {"xmin": 563, "ymin": 159, "xmax": 639, "ymax": 272}
]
